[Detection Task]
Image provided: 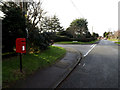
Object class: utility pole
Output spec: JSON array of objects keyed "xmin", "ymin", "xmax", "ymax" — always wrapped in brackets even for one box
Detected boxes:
[
  {"xmin": 92, "ymin": 26, "xmax": 93, "ymax": 35},
  {"xmin": 23, "ymin": 2, "xmax": 28, "ymax": 54},
  {"xmin": 18, "ymin": 1, "xmax": 28, "ymax": 53}
]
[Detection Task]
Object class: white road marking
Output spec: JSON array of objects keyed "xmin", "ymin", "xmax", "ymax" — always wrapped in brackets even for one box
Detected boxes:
[
  {"xmin": 84, "ymin": 44, "xmax": 97, "ymax": 57},
  {"xmin": 90, "ymin": 44, "xmax": 94, "ymax": 47},
  {"xmin": 83, "ymin": 63, "xmax": 85, "ymax": 67}
]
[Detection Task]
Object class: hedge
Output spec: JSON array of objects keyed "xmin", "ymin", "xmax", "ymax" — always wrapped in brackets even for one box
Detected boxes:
[{"xmin": 53, "ymin": 35, "xmax": 96, "ymax": 42}]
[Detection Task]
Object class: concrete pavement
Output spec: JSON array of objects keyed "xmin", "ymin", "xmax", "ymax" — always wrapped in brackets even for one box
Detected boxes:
[{"xmin": 12, "ymin": 47, "xmax": 82, "ymax": 88}]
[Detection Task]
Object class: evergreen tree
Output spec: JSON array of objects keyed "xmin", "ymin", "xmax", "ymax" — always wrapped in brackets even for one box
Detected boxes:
[
  {"xmin": 67, "ymin": 18, "xmax": 90, "ymax": 38},
  {"xmin": 1, "ymin": 2, "xmax": 26, "ymax": 52}
]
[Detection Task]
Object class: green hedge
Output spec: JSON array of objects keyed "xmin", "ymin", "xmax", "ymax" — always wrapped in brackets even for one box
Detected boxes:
[
  {"xmin": 54, "ymin": 36, "xmax": 71, "ymax": 42},
  {"xmin": 54, "ymin": 35, "xmax": 96, "ymax": 42}
]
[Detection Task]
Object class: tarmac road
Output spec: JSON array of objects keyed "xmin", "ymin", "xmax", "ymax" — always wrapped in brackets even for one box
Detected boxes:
[
  {"xmin": 55, "ymin": 40, "xmax": 119, "ymax": 88},
  {"xmin": 54, "ymin": 43, "xmax": 95, "ymax": 57}
]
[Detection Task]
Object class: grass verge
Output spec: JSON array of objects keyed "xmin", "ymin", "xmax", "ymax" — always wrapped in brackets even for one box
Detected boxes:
[
  {"xmin": 2, "ymin": 52, "xmax": 15, "ymax": 56},
  {"xmin": 115, "ymin": 42, "xmax": 120, "ymax": 44},
  {"xmin": 55, "ymin": 40, "xmax": 99, "ymax": 44},
  {"xmin": 108, "ymin": 39, "xmax": 120, "ymax": 42},
  {"xmin": 2, "ymin": 46, "xmax": 66, "ymax": 88}
]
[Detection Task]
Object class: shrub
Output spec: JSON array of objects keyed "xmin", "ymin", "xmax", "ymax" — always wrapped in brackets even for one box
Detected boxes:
[
  {"xmin": 53, "ymin": 35, "xmax": 71, "ymax": 42},
  {"xmin": 28, "ymin": 30, "xmax": 52, "ymax": 52}
]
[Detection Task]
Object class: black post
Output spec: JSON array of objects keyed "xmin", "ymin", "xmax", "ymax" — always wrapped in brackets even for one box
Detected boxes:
[{"xmin": 20, "ymin": 53, "xmax": 22, "ymax": 72}]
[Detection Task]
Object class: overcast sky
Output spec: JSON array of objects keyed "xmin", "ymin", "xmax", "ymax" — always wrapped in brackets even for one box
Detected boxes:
[
  {"xmin": 0, "ymin": 0, "xmax": 119, "ymax": 36},
  {"xmin": 41, "ymin": 0, "xmax": 119, "ymax": 36}
]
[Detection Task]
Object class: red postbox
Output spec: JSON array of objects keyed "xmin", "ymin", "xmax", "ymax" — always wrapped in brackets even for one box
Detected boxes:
[{"xmin": 16, "ymin": 38, "xmax": 26, "ymax": 53}]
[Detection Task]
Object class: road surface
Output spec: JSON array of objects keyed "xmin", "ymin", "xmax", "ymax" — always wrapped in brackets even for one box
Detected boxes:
[{"xmin": 54, "ymin": 40, "xmax": 119, "ymax": 88}]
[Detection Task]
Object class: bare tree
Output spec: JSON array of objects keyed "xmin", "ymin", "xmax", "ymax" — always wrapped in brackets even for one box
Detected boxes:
[{"xmin": 27, "ymin": 0, "xmax": 46, "ymax": 32}]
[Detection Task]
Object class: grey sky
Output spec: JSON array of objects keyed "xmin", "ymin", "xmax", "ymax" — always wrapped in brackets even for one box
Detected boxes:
[
  {"xmin": 42, "ymin": 0, "xmax": 119, "ymax": 36},
  {"xmin": 0, "ymin": 0, "xmax": 119, "ymax": 36}
]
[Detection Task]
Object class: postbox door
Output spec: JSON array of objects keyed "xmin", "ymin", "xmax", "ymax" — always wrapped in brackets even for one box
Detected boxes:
[{"xmin": 16, "ymin": 38, "xmax": 26, "ymax": 53}]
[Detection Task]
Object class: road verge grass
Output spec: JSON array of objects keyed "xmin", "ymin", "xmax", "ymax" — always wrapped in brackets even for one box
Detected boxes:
[
  {"xmin": 107, "ymin": 39, "xmax": 120, "ymax": 45},
  {"xmin": 108, "ymin": 39, "xmax": 120, "ymax": 42},
  {"xmin": 2, "ymin": 46, "xmax": 66, "ymax": 88},
  {"xmin": 55, "ymin": 40, "xmax": 99, "ymax": 44},
  {"xmin": 115, "ymin": 42, "xmax": 120, "ymax": 44}
]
